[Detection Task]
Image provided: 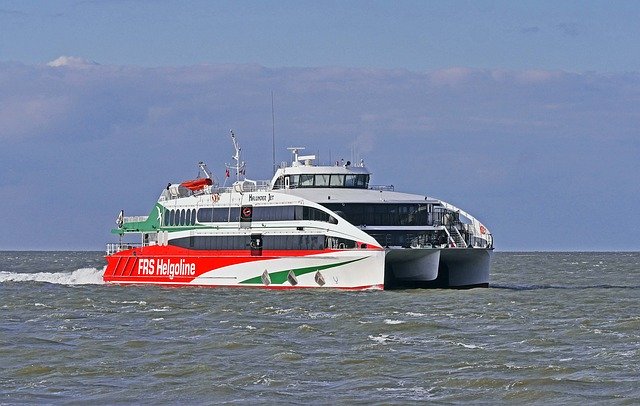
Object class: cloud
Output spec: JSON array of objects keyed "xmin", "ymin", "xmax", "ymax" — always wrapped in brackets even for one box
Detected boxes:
[
  {"xmin": 0, "ymin": 95, "xmax": 71, "ymax": 139},
  {"xmin": 47, "ymin": 56, "xmax": 99, "ymax": 68},
  {"xmin": 0, "ymin": 60, "xmax": 639, "ymax": 250},
  {"xmin": 514, "ymin": 69, "xmax": 563, "ymax": 84},
  {"xmin": 429, "ymin": 67, "xmax": 476, "ymax": 86}
]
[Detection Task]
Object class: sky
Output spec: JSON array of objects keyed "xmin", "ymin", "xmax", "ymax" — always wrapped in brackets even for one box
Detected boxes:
[{"xmin": 1, "ymin": 1, "xmax": 639, "ymax": 251}]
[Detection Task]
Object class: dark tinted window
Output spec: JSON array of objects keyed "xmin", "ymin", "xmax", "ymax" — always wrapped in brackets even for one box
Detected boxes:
[
  {"xmin": 325, "ymin": 236, "xmax": 357, "ymax": 249},
  {"xmin": 197, "ymin": 205, "xmax": 335, "ymax": 224},
  {"xmin": 252, "ymin": 206, "xmax": 296, "ymax": 221},
  {"xmin": 170, "ymin": 234, "xmax": 324, "ymax": 250},
  {"xmin": 323, "ymin": 203, "xmax": 432, "ymax": 226},
  {"xmin": 344, "ymin": 174, "xmax": 357, "ymax": 187},
  {"xmin": 197, "ymin": 207, "xmax": 241, "ymax": 223}
]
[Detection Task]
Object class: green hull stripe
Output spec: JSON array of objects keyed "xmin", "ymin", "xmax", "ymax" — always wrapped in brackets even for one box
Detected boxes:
[{"xmin": 240, "ymin": 257, "xmax": 366, "ymax": 285}]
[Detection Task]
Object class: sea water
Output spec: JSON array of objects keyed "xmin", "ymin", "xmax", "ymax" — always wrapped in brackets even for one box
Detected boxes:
[{"xmin": 1, "ymin": 251, "xmax": 638, "ymax": 403}]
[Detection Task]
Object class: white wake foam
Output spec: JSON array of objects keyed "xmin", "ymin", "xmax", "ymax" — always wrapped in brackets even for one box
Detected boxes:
[{"xmin": 0, "ymin": 267, "xmax": 105, "ymax": 285}]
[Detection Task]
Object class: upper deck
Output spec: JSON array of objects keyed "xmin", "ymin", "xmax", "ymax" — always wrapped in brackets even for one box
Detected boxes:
[{"xmin": 269, "ymin": 147, "xmax": 383, "ymax": 191}]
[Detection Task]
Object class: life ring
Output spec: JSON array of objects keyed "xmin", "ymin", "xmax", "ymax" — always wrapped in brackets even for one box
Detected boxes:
[
  {"xmin": 242, "ymin": 207, "xmax": 252, "ymax": 218},
  {"xmin": 211, "ymin": 193, "xmax": 220, "ymax": 203}
]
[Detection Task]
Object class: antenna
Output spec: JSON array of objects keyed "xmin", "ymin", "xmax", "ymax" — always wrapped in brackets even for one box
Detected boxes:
[
  {"xmin": 271, "ymin": 91, "xmax": 276, "ymax": 175},
  {"xmin": 227, "ymin": 130, "xmax": 245, "ymax": 182}
]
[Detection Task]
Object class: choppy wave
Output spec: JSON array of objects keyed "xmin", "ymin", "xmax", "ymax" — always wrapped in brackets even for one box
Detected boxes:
[
  {"xmin": 0, "ymin": 267, "xmax": 104, "ymax": 285},
  {"xmin": 1, "ymin": 251, "xmax": 639, "ymax": 403},
  {"xmin": 492, "ymin": 284, "xmax": 640, "ymax": 290}
]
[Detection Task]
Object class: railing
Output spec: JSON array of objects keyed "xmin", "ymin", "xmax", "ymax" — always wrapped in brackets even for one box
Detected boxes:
[
  {"xmin": 106, "ymin": 242, "xmax": 144, "ymax": 256},
  {"xmin": 216, "ymin": 180, "xmax": 271, "ymax": 194},
  {"xmin": 448, "ymin": 226, "xmax": 468, "ymax": 248},
  {"xmin": 123, "ymin": 216, "xmax": 148, "ymax": 224},
  {"xmin": 369, "ymin": 185, "xmax": 395, "ymax": 191}
]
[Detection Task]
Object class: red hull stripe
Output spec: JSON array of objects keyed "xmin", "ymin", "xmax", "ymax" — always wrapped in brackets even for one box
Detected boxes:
[{"xmin": 103, "ymin": 244, "xmax": 377, "ymax": 286}]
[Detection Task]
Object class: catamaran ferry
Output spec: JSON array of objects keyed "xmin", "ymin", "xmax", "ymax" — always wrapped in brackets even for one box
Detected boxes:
[{"xmin": 104, "ymin": 132, "xmax": 493, "ymax": 289}]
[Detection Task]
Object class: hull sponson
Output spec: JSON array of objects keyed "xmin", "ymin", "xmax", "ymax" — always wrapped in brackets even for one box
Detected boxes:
[
  {"xmin": 104, "ymin": 244, "xmax": 385, "ymax": 290},
  {"xmin": 384, "ymin": 248, "xmax": 492, "ymax": 289},
  {"xmin": 384, "ymin": 249, "xmax": 440, "ymax": 281},
  {"xmin": 440, "ymin": 248, "xmax": 492, "ymax": 288}
]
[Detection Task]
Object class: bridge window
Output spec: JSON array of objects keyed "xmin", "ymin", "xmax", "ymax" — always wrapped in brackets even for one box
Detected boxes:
[
  {"xmin": 345, "ymin": 174, "xmax": 358, "ymax": 187},
  {"xmin": 273, "ymin": 176, "xmax": 284, "ymax": 189},
  {"xmin": 299, "ymin": 174, "xmax": 315, "ymax": 187},
  {"xmin": 329, "ymin": 174, "xmax": 345, "ymax": 187},
  {"xmin": 289, "ymin": 175, "xmax": 299, "ymax": 187},
  {"xmin": 315, "ymin": 174, "xmax": 330, "ymax": 187}
]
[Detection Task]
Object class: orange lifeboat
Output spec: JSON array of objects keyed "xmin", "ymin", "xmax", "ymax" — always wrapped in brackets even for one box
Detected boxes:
[{"xmin": 180, "ymin": 178, "xmax": 213, "ymax": 191}]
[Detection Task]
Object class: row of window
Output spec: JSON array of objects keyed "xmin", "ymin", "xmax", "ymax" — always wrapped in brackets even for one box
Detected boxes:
[
  {"xmin": 273, "ymin": 174, "xmax": 370, "ymax": 189},
  {"xmin": 164, "ymin": 203, "xmax": 452, "ymax": 229},
  {"xmin": 195, "ymin": 205, "xmax": 338, "ymax": 224},
  {"xmin": 368, "ymin": 230, "xmax": 449, "ymax": 248},
  {"xmin": 164, "ymin": 209, "xmax": 197, "ymax": 227},
  {"xmin": 169, "ymin": 234, "xmax": 355, "ymax": 251},
  {"xmin": 322, "ymin": 203, "xmax": 448, "ymax": 227}
]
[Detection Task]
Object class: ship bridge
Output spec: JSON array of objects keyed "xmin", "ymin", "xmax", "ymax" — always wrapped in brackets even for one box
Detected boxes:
[{"xmin": 270, "ymin": 147, "xmax": 376, "ymax": 190}]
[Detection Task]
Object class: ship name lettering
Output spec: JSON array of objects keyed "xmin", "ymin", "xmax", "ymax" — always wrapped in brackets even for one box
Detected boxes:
[
  {"xmin": 156, "ymin": 258, "xmax": 196, "ymax": 280},
  {"xmin": 248, "ymin": 194, "xmax": 266, "ymax": 202},
  {"xmin": 137, "ymin": 259, "xmax": 155, "ymax": 275},
  {"xmin": 248, "ymin": 193, "xmax": 274, "ymax": 202}
]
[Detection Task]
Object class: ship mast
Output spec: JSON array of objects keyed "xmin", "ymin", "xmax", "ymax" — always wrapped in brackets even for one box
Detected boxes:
[{"xmin": 227, "ymin": 130, "xmax": 246, "ymax": 182}]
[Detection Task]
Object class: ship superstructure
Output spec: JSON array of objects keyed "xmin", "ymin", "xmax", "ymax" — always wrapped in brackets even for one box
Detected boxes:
[{"xmin": 267, "ymin": 148, "xmax": 493, "ymax": 288}]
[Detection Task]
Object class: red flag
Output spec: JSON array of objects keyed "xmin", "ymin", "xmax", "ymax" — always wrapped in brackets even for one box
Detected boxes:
[{"xmin": 225, "ymin": 168, "xmax": 230, "ymax": 178}]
